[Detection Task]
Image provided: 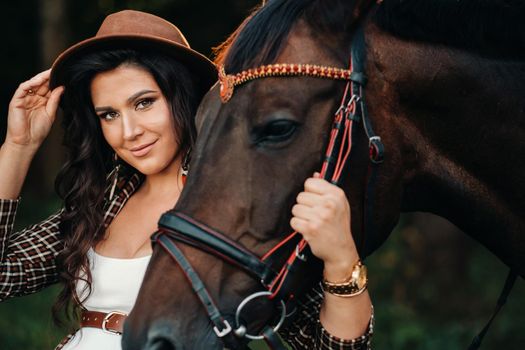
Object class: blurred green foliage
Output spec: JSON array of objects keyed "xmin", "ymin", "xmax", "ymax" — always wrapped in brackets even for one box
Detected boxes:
[
  {"xmin": 0, "ymin": 196, "xmax": 64, "ymax": 349},
  {"xmin": 367, "ymin": 219, "xmax": 525, "ymax": 350},
  {"xmin": 0, "ymin": 286, "xmax": 63, "ymax": 349}
]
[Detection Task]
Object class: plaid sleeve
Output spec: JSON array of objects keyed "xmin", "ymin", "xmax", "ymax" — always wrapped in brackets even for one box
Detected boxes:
[
  {"xmin": 279, "ymin": 283, "xmax": 373, "ymax": 349},
  {"xmin": 0, "ymin": 198, "xmax": 64, "ymax": 302}
]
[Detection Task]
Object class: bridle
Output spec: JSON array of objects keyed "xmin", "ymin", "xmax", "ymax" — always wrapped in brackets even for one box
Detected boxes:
[{"xmin": 151, "ymin": 26, "xmax": 384, "ymax": 349}]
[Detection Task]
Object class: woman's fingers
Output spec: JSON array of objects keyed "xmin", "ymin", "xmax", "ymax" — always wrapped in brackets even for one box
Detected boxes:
[
  {"xmin": 301, "ymin": 180, "xmax": 348, "ymax": 210},
  {"xmin": 296, "ymin": 191, "xmax": 322, "ymax": 207},
  {"xmin": 6, "ymin": 69, "xmax": 62, "ymax": 148},
  {"xmin": 292, "ymin": 202, "xmax": 336, "ymax": 235},
  {"xmin": 304, "ymin": 177, "xmax": 339, "ymax": 195},
  {"xmin": 34, "ymin": 79, "xmax": 51, "ymax": 97},
  {"xmin": 290, "ymin": 216, "xmax": 310, "ymax": 238},
  {"xmin": 290, "ymin": 174, "xmax": 356, "ymax": 267},
  {"xmin": 45, "ymin": 86, "xmax": 65, "ymax": 121},
  {"xmin": 12, "ymin": 70, "xmax": 51, "ymax": 100},
  {"xmin": 291, "ymin": 203, "xmax": 315, "ymax": 220}
]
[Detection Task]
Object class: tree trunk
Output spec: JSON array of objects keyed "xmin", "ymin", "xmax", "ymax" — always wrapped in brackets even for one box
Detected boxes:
[{"xmin": 25, "ymin": 0, "xmax": 68, "ymax": 198}]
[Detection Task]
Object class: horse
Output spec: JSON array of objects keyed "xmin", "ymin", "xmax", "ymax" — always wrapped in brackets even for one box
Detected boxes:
[{"xmin": 123, "ymin": 0, "xmax": 525, "ymax": 349}]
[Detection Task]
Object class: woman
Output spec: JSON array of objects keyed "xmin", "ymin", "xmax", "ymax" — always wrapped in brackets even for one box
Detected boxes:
[{"xmin": 0, "ymin": 10, "xmax": 372, "ymax": 350}]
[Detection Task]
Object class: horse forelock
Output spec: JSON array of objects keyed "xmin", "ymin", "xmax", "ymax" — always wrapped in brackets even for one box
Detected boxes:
[
  {"xmin": 374, "ymin": 0, "xmax": 525, "ymax": 58},
  {"xmin": 213, "ymin": 0, "xmax": 353, "ymax": 74}
]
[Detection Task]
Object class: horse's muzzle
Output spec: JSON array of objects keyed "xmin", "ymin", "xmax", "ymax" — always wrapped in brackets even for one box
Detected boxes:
[{"xmin": 144, "ymin": 337, "xmax": 176, "ymax": 350}]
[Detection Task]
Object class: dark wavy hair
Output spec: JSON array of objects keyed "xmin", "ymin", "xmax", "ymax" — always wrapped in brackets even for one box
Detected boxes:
[{"xmin": 52, "ymin": 48, "xmax": 198, "ymax": 327}]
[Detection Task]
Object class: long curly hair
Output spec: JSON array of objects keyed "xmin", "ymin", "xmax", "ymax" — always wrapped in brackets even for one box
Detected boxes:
[{"xmin": 52, "ymin": 48, "xmax": 198, "ymax": 327}]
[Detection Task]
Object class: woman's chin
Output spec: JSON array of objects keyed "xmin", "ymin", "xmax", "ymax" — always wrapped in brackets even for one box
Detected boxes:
[{"xmin": 132, "ymin": 161, "xmax": 176, "ymax": 177}]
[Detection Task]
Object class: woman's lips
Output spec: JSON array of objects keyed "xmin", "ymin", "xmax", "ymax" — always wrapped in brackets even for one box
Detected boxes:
[{"xmin": 130, "ymin": 140, "xmax": 157, "ymax": 157}]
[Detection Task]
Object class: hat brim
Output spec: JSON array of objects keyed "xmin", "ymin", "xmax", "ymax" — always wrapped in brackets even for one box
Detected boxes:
[{"xmin": 50, "ymin": 34, "xmax": 218, "ymax": 99}]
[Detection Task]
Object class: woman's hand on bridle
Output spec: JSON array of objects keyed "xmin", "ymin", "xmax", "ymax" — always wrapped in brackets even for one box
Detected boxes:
[
  {"xmin": 6, "ymin": 69, "xmax": 64, "ymax": 152},
  {"xmin": 290, "ymin": 172, "xmax": 359, "ymax": 281}
]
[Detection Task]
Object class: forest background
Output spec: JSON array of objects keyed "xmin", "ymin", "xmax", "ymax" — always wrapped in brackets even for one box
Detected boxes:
[{"xmin": 0, "ymin": 1, "xmax": 523, "ymax": 349}]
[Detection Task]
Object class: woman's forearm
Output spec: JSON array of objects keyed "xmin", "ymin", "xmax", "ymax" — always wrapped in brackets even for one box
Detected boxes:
[
  {"xmin": 319, "ymin": 255, "xmax": 373, "ymax": 340},
  {"xmin": 291, "ymin": 175, "xmax": 374, "ymax": 341},
  {"xmin": 0, "ymin": 142, "xmax": 37, "ymax": 199},
  {"xmin": 320, "ymin": 289, "xmax": 372, "ymax": 339}
]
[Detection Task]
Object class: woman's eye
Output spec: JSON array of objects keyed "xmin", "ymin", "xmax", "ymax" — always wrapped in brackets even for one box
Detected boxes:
[
  {"xmin": 256, "ymin": 120, "xmax": 298, "ymax": 144},
  {"xmin": 136, "ymin": 98, "xmax": 154, "ymax": 110},
  {"xmin": 99, "ymin": 111, "xmax": 119, "ymax": 121}
]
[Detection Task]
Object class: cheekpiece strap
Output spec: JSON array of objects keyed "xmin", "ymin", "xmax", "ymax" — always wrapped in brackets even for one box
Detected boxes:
[
  {"xmin": 262, "ymin": 326, "xmax": 288, "ymax": 350},
  {"xmin": 155, "ymin": 233, "xmax": 237, "ymax": 345}
]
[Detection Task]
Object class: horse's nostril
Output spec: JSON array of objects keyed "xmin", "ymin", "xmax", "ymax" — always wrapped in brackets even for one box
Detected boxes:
[{"xmin": 146, "ymin": 337, "xmax": 176, "ymax": 350}]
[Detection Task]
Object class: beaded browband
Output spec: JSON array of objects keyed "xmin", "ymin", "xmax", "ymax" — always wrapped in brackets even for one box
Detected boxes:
[{"xmin": 218, "ymin": 64, "xmax": 354, "ymax": 103}]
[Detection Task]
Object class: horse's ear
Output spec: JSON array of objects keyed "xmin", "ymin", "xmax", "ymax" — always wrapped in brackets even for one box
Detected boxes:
[
  {"xmin": 343, "ymin": 0, "xmax": 379, "ymax": 27},
  {"xmin": 309, "ymin": 0, "xmax": 378, "ymax": 34}
]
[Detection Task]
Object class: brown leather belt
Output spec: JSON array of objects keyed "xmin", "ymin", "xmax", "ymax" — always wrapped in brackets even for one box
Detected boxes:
[{"xmin": 80, "ymin": 310, "xmax": 127, "ymax": 335}]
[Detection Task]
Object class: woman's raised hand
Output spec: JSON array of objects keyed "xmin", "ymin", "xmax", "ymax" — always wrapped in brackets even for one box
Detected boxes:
[
  {"xmin": 0, "ymin": 70, "xmax": 64, "ymax": 198},
  {"xmin": 6, "ymin": 69, "xmax": 64, "ymax": 151},
  {"xmin": 290, "ymin": 172, "xmax": 359, "ymax": 280}
]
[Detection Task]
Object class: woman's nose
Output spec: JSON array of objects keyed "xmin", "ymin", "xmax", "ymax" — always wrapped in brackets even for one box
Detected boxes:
[{"xmin": 122, "ymin": 114, "xmax": 144, "ymax": 140}]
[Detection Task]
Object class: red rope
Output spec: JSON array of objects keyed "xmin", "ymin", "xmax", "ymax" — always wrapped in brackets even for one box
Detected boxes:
[
  {"xmin": 331, "ymin": 80, "xmax": 358, "ymax": 183},
  {"xmin": 320, "ymin": 83, "xmax": 349, "ymax": 177},
  {"xmin": 261, "ymin": 231, "xmax": 299, "ymax": 261}
]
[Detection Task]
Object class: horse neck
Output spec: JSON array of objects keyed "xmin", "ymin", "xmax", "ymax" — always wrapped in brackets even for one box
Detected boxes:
[{"xmin": 366, "ymin": 24, "xmax": 525, "ymax": 275}]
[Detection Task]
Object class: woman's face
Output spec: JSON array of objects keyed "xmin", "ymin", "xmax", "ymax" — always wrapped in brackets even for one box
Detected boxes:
[{"xmin": 91, "ymin": 64, "xmax": 180, "ymax": 175}]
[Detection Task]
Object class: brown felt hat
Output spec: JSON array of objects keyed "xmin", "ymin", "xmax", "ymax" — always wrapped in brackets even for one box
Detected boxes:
[{"xmin": 50, "ymin": 10, "xmax": 217, "ymax": 98}]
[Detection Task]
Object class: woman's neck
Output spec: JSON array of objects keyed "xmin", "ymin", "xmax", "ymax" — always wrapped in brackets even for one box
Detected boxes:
[{"xmin": 140, "ymin": 154, "xmax": 184, "ymax": 201}]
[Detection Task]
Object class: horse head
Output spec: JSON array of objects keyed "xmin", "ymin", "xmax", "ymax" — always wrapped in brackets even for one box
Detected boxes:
[{"xmin": 123, "ymin": 0, "xmax": 525, "ymax": 349}]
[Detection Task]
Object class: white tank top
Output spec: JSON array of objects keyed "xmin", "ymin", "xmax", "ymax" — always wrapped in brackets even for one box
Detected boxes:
[{"xmin": 61, "ymin": 248, "xmax": 151, "ymax": 350}]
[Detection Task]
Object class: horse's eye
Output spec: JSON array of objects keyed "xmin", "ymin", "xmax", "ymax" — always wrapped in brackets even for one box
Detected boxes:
[{"xmin": 257, "ymin": 120, "xmax": 298, "ymax": 144}]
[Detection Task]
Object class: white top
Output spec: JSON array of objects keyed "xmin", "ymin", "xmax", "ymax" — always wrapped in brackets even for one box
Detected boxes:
[{"xmin": 61, "ymin": 248, "xmax": 151, "ymax": 350}]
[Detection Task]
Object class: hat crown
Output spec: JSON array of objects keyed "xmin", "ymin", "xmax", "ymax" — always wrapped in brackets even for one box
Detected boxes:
[
  {"xmin": 50, "ymin": 9, "xmax": 216, "ymax": 95},
  {"xmin": 96, "ymin": 10, "xmax": 190, "ymax": 48}
]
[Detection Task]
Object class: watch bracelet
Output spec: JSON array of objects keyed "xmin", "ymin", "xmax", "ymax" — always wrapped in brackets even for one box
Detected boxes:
[
  {"xmin": 322, "ymin": 283, "xmax": 368, "ymax": 298},
  {"xmin": 322, "ymin": 259, "xmax": 365, "ymax": 285},
  {"xmin": 322, "ymin": 259, "xmax": 367, "ymax": 297}
]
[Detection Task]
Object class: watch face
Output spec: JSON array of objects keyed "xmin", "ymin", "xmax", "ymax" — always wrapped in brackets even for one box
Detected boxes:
[
  {"xmin": 357, "ymin": 265, "xmax": 367, "ymax": 289},
  {"xmin": 352, "ymin": 263, "xmax": 368, "ymax": 289}
]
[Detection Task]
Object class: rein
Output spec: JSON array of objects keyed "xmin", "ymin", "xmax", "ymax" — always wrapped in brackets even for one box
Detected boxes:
[{"xmin": 152, "ymin": 28, "xmax": 384, "ymax": 349}]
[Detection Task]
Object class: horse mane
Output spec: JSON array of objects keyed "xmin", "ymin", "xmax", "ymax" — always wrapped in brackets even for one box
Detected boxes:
[
  {"xmin": 375, "ymin": 0, "xmax": 525, "ymax": 58},
  {"xmin": 215, "ymin": 0, "xmax": 525, "ymax": 71},
  {"xmin": 214, "ymin": 0, "xmax": 348, "ymax": 73}
]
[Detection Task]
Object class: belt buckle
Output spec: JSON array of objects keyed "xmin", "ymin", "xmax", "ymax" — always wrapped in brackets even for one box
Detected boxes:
[{"xmin": 102, "ymin": 311, "xmax": 127, "ymax": 335}]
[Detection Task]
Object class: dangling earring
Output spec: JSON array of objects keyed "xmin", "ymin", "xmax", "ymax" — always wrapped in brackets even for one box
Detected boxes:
[
  {"xmin": 181, "ymin": 149, "xmax": 190, "ymax": 185},
  {"xmin": 109, "ymin": 153, "xmax": 121, "ymax": 200}
]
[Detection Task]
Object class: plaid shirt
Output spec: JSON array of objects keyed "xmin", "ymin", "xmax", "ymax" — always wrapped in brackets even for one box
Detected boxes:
[{"xmin": 0, "ymin": 173, "xmax": 372, "ymax": 349}]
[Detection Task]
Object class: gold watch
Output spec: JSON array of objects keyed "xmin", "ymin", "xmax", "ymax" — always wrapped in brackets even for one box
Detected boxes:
[{"xmin": 321, "ymin": 260, "xmax": 368, "ymax": 297}]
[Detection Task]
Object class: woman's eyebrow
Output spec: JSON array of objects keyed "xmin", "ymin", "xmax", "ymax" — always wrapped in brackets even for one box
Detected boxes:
[
  {"xmin": 94, "ymin": 89, "xmax": 158, "ymax": 112},
  {"xmin": 94, "ymin": 106, "xmax": 113, "ymax": 113},
  {"xmin": 127, "ymin": 89, "xmax": 158, "ymax": 104}
]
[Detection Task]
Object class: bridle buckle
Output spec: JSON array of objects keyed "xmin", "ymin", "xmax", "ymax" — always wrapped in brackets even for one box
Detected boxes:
[
  {"xmin": 369, "ymin": 135, "xmax": 381, "ymax": 147},
  {"xmin": 295, "ymin": 245, "xmax": 307, "ymax": 262},
  {"xmin": 102, "ymin": 311, "xmax": 126, "ymax": 335},
  {"xmin": 213, "ymin": 319, "xmax": 233, "ymax": 338}
]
